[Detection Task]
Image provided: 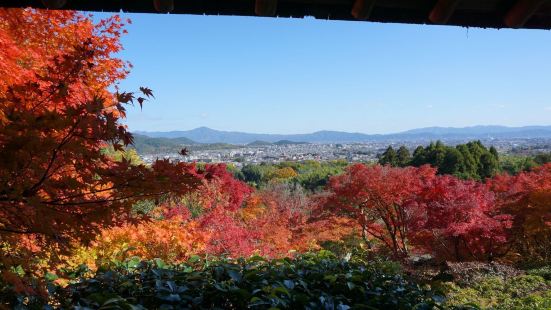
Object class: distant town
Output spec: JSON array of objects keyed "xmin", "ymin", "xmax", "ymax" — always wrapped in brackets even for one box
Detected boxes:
[{"xmin": 137, "ymin": 137, "xmax": 551, "ymax": 166}]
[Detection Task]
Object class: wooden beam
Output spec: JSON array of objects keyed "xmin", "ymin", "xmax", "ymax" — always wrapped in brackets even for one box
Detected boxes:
[
  {"xmin": 255, "ymin": 0, "xmax": 278, "ymax": 17},
  {"xmin": 351, "ymin": 0, "xmax": 376, "ymax": 20},
  {"xmin": 41, "ymin": 0, "xmax": 67, "ymax": 9},
  {"xmin": 429, "ymin": 0, "xmax": 461, "ymax": 24},
  {"xmin": 153, "ymin": 0, "xmax": 174, "ymax": 13},
  {"xmin": 504, "ymin": 0, "xmax": 548, "ymax": 28}
]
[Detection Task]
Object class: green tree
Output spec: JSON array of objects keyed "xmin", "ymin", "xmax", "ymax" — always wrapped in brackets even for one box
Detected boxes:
[
  {"xmin": 240, "ymin": 164, "xmax": 263, "ymax": 186},
  {"xmin": 396, "ymin": 146, "xmax": 411, "ymax": 167},
  {"xmin": 489, "ymin": 146, "xmax": 499, "ymax": 159},
  {"xmin": 425, "ymin": 141, "xmax": 447, "ymax": 167},
  {"xmin": 479, "ymin": 152, "xmax": 499, "ymax": 179},
  {"xmin": 534, "ymin": 152, "xmax": 551, "ymax": 165},
  {"xmin": 456, "ymin": 144, "xmax": 478, "ymax": 179},
  {"xmin": 379, "ymin": 146, "xmax": 398, "ymax": 166},
  {"xmin": 409, "ymin": 141, "xmax": 500, "ymax": 180},
  {"xmin": 411, "ymin": 146, "xmax": 426, "ymax": 166},
  {"xmin": 500, "ymin": 155, "xmax": 537, "ymax": 175},
  {"xmin": 440, "ymin": 148, "xmax": 464, "ymax": 176}
]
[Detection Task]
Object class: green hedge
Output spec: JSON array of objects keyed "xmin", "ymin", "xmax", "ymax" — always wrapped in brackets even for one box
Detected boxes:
[
  {"xmin": 51, "ymin": 251, "xmax": 438, "ymax": 309},
  {"xmin": 7, "ymin": 251, "xmax": 549, "ymax": 309}
]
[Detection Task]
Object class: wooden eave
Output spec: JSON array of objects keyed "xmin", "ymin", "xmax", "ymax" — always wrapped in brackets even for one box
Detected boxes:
[{"xmin": 1, "ymin": 0, "xmax": 551, "ymax": 29}]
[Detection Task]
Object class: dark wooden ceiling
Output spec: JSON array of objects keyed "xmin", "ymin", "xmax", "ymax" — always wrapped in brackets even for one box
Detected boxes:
[{"xmin": 1, "ymin": 0, "xmax": 551, "ymax": 29}]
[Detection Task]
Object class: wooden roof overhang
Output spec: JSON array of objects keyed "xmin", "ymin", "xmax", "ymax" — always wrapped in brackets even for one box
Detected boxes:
[{"xmin": 1, "ymin": 0, "xmax": 551, "ymax": 29}]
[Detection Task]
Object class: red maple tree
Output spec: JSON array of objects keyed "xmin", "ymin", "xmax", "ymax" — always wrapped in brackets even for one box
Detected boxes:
[
  {"xmin": 416, "ymin": 176, "xmax": 512, "ymax": 262},
  {"xmin": 321, "ymin": 164, "xmax": 437, "ymax": 258},
  {"xmin": 489, "ymin": 163, "xmax": 551, "ymax": 263}
]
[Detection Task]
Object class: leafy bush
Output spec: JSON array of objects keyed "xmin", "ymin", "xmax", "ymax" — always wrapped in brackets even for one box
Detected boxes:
[
  {"xmin": 527, "ymin": 266, "xmax": 551, "ymax": 281},
  {"xmin": 442, "ymin": 274, "xmax": 551, "ymax": 309},
  {"xmin": 51, "ymin": 251, "xmax": 438, "ymax": 309}
]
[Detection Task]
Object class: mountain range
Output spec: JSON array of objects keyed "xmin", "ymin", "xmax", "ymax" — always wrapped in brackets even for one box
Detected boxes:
[{"xmin": 134, "ymin": 125, "xmax": 551, "ymax": 145}]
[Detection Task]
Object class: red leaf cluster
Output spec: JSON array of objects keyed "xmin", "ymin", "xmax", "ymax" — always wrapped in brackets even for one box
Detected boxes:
[{"xmin": 322, "ymin": 164, "xmax": 520, "ymax": 261}]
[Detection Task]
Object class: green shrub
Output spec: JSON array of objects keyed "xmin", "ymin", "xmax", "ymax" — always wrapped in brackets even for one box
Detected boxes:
[
  {"xmin": 53, "ymin": 251, "xmax": 438, "ymax": 309},
  {"xmin": 527, "ymin": 266, "xmax": 551, "ymax": 281}
]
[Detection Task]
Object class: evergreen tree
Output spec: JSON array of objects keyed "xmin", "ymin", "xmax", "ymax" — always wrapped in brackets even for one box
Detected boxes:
[
  {"xmin": 440, "ymin": 148, "xmax": 465, "ymax": 176},
  {"xmin": 411, "ymin": 146, "xmax": 426, "ymax": 166},
  {"xmin": 240, "ymin": 164, "xmax": 263, "ymax": 186},
  {"xmin": 479, "ymin": 152, "xmax": 499, "ymax": 179},
  {"xmin": 379, "ymin": 146, "xmax": 399, "ymax": 166},
  {"xmin": 489, "ymin": 146, "xmax": 499, "ymax": 160},
  {"xmin": 396, "ymin": 146, "xmax": 412, "ymax": 167},
  {"xmin": 456, "ymin": 144, "xmax": 478, "ymax": 179},
  {"xmin": 409, "ymin": 141, "xmax": 500, "ymax": 180}
]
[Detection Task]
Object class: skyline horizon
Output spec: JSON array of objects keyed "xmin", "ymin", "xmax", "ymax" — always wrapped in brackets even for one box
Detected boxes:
[
  {"xmin": 131, "ymin": 123, "xmax": 551, "ymax": 136},
  {"xmin": 86, "ymin": 12, "xmax": 551, "ymax": 134}
]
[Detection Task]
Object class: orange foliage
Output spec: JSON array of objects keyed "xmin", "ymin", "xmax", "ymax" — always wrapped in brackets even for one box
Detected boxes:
[
  {"xmin": 241, "ymin": 186, "xmax": 353, "ymax": 257},
  {"xmin": 0, "ymin": 8, "xmax": 202, "ymax": 275},
  {"xmin": 242, "ymin": 193, "xmax": 299, "ymax": 256},
  {"xmin": 90, "ymin": 217, "xmax": 209, "ymax": 266},
  {"xmin": 0, "ymin": 8, "xmax": 127, "ymax": 96},
  {"xmin": 81, "ymin": 175, "xmax": 352, "ymax": 264}
]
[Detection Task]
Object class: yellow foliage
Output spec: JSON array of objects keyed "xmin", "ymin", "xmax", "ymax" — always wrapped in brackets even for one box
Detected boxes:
[{"xmin": 268, "ymin": 167, "xmax": 298, "ymax": 181}]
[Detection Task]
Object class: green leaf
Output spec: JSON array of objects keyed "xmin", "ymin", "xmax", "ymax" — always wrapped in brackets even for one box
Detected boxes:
[
  {"xmin": 126, "ymin": 256, "xmax": 141, "ymax": 269},
  {"xmin": 283, "ymin": 280, "xmax": 295, "ymax": 289},
  {"xmin": 154, "ymin": 258, "xmax": 167, "ymax": 269},
  {"xmin": 272, "ymin": 286, "xmax": 290, "ymax": 297},
  {"xmin": 227, "ymin": 269, "xmax": 243, "ymax": 282},
  {"xmin": 13, "ymin": 265, "xmax": 25, "ymax": 277},
  {"xmin": 45, "ymin": 272, "xmax": 59, "ymax": 282}
]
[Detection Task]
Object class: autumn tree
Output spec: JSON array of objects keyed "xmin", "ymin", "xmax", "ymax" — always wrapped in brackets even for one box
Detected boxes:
[
  {"xmin": 162, "ymin": 170, "xmax": 340, "ymax": 258},
  {"xmin": 0, "ymin": 9, "xmax": 202, "ymax": 262},
  {"xmin": 198, "ymin": 166, "xmax": 256, "ymax": 257},
  {"xmin": 489, "ymin": 164, "xmax": 551, "ymax": 265},
  {"xmin": 80, "ymin": 218, "xmax": 210, "ymax": 268},
  {"xmin": 267, "ymin": 167, "xmax": 298, "ymax": 182},
  {"xmin": 320, "ymin": 164, "xmax": 437, "ymax": 258},
  {"xmin": 243, "ymin": 184, "xmax": 312, "ymax": 256},
  {"xmin": 199, "ymin": 164, "xmax": 253, "ymax": 211},
  {"xmin": 163, "ymin": 164, "xmax": 256, "ymax": 257},
  {"xmin": 0, "ymin": 8, "xmax": 127, "ymax": 98},
  {"xmin": 415, "ymin": 176, "xmax": 512, "ymax": 262}
]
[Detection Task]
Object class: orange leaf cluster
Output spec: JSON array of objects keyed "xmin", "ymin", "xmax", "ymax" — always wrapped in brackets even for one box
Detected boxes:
[
  {"xmin": 92, "ymin": 217, "xmax": 210, "ymax": 266},
  {"xmin": 0, "ymin": 9, "xmax": 202, "ymax": 273}
]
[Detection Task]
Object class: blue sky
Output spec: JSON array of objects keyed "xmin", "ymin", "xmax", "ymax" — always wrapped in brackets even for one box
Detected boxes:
[{"xmin": 94, "ymin": 13, "xmax": 551, "ymax": 134}]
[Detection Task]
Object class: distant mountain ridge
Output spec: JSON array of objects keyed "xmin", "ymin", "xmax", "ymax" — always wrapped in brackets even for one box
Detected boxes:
[{"xmin": 135, "ymin": 125, "xmax": 551, "ymax": 144}]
